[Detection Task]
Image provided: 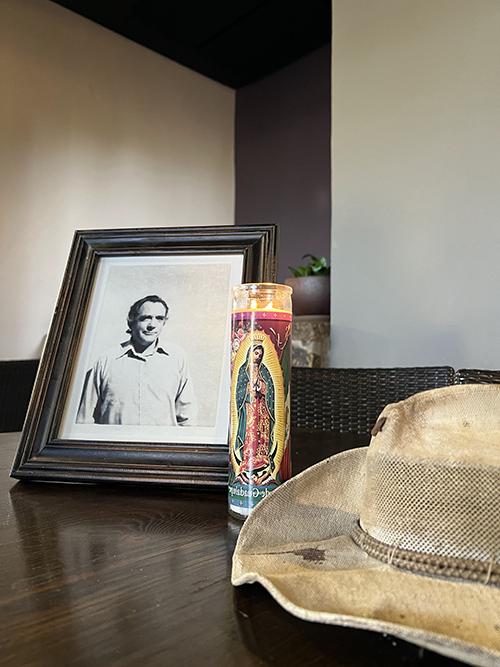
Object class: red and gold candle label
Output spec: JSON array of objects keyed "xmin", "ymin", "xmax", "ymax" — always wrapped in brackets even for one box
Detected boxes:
[{"xmin": 228, "ymin": 310, "xmax": 292, "ymax": 517}]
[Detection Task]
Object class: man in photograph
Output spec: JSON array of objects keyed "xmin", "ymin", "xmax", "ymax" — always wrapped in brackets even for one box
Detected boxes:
[{"xmin": 77, "ymin": 295, "xmax": 197, "ymax": 426}]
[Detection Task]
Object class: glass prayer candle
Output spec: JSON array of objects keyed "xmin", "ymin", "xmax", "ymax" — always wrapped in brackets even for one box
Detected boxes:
[{"xmin": 228, "ymin": 283, "xmax": 293, "ymax": 519}]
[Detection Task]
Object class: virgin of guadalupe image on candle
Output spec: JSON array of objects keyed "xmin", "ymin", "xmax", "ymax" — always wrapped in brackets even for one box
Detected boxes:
[{"xmin": 230, "ymin": 331, "xmax": 286, "ymax": 486}]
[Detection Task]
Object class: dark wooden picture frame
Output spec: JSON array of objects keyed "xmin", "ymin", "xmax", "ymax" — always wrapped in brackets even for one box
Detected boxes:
[{"xmin": 11, "ymin": 225, "xmax": 277, "ymax": 488}]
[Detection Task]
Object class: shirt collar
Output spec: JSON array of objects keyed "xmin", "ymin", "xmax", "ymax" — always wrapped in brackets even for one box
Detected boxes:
[{"xmin": 116, "ymin": 339, "xmax": 169, "ymax": 360}]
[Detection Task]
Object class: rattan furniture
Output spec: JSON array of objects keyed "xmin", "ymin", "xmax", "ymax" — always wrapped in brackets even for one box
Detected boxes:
[
  {"xmin": 290, "ymin": 366, "xmax": 455, "ymax": 434},
  {"xmin": 454, "ymin": 368, "xmax": 500, "ymax": 385},
  {"xmin": 0, "ymin": 360, "xmax": 39, "ymax": 432},
  {"xmin": 2, "ymin": 361, "xmax": 500, "ymax": 435}
]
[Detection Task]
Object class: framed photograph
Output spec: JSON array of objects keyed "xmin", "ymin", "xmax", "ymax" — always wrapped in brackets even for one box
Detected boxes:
[{"xmin": 11, "ymin": 225, "xmax": 277, "ymax": 487}]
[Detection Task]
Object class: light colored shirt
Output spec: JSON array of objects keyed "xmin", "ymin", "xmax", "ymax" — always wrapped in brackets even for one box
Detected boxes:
[{"xmin": 76, "ymin": 339, "xmax": 197, "ymax": 426}]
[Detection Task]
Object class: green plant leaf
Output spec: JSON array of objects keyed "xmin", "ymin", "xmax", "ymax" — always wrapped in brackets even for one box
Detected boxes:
[{"xmin": 289, "ymin": 254, "xmax": 330, "ymax": 277}]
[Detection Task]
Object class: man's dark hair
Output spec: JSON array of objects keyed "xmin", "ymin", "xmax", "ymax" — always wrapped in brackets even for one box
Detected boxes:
[{"xmin": 127, "ymin": 295, "xmax": 169, "ymax": 332}]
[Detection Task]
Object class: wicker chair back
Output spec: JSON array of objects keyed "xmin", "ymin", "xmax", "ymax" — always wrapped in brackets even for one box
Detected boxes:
[{"xmin": 291, "ymin": 366, "xmax": 455, "ymax": 434}]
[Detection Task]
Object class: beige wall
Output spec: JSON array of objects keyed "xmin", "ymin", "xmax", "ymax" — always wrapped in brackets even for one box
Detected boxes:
[
  {"xmin": 332, "ymin": 0, "xmax": 500, "ymax": 367},
  {"xmin": 0, "ymin": 0, "xmax": 234, "ymax": 359}
]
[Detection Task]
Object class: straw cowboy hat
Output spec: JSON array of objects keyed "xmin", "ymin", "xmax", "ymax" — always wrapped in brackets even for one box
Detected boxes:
[{"xmin": 232, "ymin": 384, "xmax": 500, "ymax": 667}]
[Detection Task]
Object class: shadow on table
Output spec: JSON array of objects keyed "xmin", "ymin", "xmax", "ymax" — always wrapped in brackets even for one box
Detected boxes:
[{"xmin": 233, "ymin": 584, "xmax": 464, "ymax": 667}]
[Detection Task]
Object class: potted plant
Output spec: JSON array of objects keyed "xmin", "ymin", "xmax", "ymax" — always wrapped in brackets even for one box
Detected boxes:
[{"xmin": 285, "ymin": 255, "xmax": 330, "ymax": 316}]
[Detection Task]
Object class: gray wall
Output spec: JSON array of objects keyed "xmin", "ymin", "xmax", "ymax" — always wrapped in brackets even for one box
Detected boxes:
[
  {"xmin": 235, "ymin": 45, "xmax": 331, "ymax": 283},
  {"xmin": 332, "ymin": 0, "xmax": 500, "ymax": 368}
]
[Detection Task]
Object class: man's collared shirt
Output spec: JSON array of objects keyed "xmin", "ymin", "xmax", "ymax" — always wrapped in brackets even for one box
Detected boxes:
[{"xmin": 76, "ymin": 339, "xmax": 197, "ymax": 426}]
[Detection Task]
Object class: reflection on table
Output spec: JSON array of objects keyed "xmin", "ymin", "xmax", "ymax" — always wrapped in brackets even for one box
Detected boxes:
[{"xmin": 0, "ymin": 430, "xmax": 460, "ymax": 666}]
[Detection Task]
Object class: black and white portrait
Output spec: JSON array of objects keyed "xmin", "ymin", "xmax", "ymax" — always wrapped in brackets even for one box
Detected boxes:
[
  {"xmin": 59, "ymin": 254, "xmax": 243, "ymax": 445},
  {"xmin": 76, "ymin": 293, "xmax": 198, "ymax": 427}
]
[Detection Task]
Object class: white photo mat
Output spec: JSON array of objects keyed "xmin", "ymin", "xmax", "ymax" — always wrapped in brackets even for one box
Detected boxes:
[{"xmin": 59, "ymin": 254, "xmax": 243, "ymax": 445}]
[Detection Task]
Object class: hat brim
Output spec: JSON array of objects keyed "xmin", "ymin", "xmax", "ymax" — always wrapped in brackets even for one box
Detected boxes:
[{"xmin": 232, "ymin": 448, "xmax": 500, "ymax": 667}]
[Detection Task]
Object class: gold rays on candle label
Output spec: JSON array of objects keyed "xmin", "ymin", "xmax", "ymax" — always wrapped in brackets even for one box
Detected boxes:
[
  {"xmin": 230, "ymin": 329, "xmax": 286, "ymax": 486},
  {"xmin": 228, "ymin": 284, "xmax": 292, "ymax": 518}
]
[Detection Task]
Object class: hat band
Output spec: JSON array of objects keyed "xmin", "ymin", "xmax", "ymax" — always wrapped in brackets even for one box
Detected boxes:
[{"xmin": 351, "ymin": 523, "xmax": 499, "ymax": 587}]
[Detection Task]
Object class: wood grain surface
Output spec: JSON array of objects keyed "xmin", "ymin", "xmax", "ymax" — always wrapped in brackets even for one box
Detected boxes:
[{"xmin": 0, "ymin": 430, "xmax": 462, "ymax": 666}]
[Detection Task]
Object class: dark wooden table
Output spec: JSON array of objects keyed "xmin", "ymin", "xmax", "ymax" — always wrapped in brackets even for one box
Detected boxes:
[{"xmin": 0, "ymin": 430, "xmax": 462, "ymax": 666}]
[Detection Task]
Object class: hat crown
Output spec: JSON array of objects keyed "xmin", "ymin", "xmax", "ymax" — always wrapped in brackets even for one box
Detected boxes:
[{"xmin": 360, "ymin": 385, "xmax": 500, "ymax": 563}]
